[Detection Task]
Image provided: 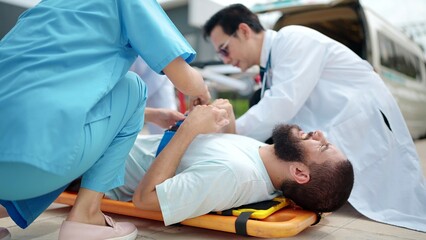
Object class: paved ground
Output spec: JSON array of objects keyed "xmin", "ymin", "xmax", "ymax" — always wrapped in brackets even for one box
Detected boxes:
[{"xmin": 1, "ymin": 139, "xmax": 426, "ymax": 239}]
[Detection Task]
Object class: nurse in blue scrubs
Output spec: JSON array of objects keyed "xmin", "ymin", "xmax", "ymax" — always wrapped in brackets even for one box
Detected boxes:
[{"xmin": 0, "ymin": 0, "xmax": 210, "ymax": 239}]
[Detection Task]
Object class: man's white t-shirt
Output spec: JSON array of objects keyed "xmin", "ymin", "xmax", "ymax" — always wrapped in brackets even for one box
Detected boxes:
[{"xmin": 106, "ymin": 133, "xmax": 279, "ymax": 226}]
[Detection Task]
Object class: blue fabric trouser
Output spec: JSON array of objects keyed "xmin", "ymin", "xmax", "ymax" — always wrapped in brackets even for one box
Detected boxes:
[{"xmin": 0, "ymin": 72, "xmax": 147, "ymax": 228}]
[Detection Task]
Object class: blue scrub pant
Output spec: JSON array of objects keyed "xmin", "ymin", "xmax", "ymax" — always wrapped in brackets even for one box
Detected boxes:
[{"xmin": 0, "ymin": 71, "xmax": 147, "ymax": 228}]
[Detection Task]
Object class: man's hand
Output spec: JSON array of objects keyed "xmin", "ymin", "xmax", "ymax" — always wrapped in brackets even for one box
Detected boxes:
[
  {"xmin": 144, "ymin": 108, "xmax": 185, "ymax": 129},
  {"xmin": 210, "ymin": 99, "xmax": 236, "ymax": 133},
  {"xmin": 181, "ymin": 105, "xmax": 230, "ymax": 136}
]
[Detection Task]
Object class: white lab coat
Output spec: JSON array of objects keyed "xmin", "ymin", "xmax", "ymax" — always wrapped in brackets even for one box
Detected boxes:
[{"xmin": 236, "ymin": 26, "xmax": 426, "ymax": 232}]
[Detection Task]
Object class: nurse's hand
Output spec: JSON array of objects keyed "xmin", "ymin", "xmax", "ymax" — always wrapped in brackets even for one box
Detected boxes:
[
  {"xmin": 144, "ymin": 108, "xmax": 185, "ymax": 129},
  {"xmin": 189, "ymin": 83, "xmax": 211, "ymax": 109},
  {"xmin": 180, "ymin": 105, "xmax": 229, "ymax": 136},
  {"xmin": 163, "ymin": 58, "xmax": 211, "ymax": 106}
]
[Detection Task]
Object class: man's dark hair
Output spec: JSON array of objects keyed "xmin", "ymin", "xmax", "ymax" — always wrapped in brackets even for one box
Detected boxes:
[
  {"xmin": 271, "ymin": 124, "xmax": 354, "ymax": 213},
  {"xmin": 203, "ymin": 4, "xmax": 265, "ymax": 40},
  {"xmin": 281, "ymin": 159, "xmax": 354, "ymax": 213}
]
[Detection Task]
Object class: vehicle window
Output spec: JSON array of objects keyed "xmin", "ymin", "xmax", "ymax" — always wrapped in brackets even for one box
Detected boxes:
[{"xmin": 378, "ymin": 31, "xmax": 422, "ymax": 81}]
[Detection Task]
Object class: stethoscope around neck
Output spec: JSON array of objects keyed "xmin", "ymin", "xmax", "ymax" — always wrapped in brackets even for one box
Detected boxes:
[{"xmin": 260, "ymin": 52, "xmax": 272, "ymax": 98}]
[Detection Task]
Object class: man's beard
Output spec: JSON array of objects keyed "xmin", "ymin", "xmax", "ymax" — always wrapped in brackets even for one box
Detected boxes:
[{"xmin": 272, "ymin": 124, "xmax": 305, "ymax": 162}]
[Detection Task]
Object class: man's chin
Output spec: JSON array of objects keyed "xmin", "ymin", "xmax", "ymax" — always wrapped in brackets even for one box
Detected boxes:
[
  {"xmin": 238, "ymin": 66, "xmax": 248, "ymax": 72},
  {"xmin": 239, "ymin": 64, "xmax": 258, "ymax": 72},
  {"xmin": 233, "ymin": 62, "xmax": 245, "ymax": 71},
  {"xmin": 272, "ymin": 124, "xmax": 305, "ymax": 163}
]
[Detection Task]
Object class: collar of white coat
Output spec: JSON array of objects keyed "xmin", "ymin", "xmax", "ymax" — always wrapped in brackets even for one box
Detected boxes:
[{"xmin": 260, "ymin": 29, "xmax": 277, "ymax": 69}]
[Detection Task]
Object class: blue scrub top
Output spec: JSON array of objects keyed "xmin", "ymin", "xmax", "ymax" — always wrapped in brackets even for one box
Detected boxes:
[{"xmin": 0, "ymin": 0, "xmax": 196, "ymax": 175}]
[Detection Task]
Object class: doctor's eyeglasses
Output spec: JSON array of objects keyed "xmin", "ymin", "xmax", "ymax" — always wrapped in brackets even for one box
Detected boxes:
[{"xmin": 217, "ymin": 32, "xmax": 236, "ymax": 59}]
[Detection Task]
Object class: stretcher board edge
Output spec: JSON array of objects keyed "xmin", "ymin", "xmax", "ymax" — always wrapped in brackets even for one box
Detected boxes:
[{"xmin": 55, "ymin": 192, "xmax": 317, "ymax": 238}]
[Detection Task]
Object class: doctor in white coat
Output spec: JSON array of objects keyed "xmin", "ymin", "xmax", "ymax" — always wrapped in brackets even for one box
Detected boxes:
[{"xmin": 203, "ymin": 4, "xmax": 426, "ymax": 232}]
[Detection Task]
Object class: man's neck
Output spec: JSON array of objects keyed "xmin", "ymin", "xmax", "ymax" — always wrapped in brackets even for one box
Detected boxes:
[{"xmin": 259, "ymin": 145, "xmax": 289, "ymax": 190}]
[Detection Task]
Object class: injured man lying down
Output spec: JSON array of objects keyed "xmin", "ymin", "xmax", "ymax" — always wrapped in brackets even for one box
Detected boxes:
[{"xmin": 105, "ymin": 99, "xmax": 354, "ymax": 226}]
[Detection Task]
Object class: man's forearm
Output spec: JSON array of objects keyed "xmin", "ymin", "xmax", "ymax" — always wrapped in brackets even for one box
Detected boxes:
[
  {"xmin": 133, "ymin": 123, "xmax": 197, "ymax": 211},
  {"xmin": 133, "ymin": 105, "xmax": 229, "ymax": 211}
]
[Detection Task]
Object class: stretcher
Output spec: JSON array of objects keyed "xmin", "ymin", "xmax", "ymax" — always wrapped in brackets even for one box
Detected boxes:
[{"xmin": 55, "ymin": 192, "xmax": 319, "ymax": 238}]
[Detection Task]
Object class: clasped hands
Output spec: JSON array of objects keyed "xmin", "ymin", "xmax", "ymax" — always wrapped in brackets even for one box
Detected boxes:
[
  {"xmin": 180, "ymin": 98, "xmax": 235, "ymax": 135},
  {"xmin": 146, "ymin": 98, "xmax": 235, "ymax": 135}
]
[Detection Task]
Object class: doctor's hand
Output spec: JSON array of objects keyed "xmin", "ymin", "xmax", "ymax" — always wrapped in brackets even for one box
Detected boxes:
[
  {"xmin": 180, "ymin": 105, "xmax": 229, "ymax": 136},
  {"xmin": 144, "ymin": 108, "xmax": 185, "ymax": 129}
]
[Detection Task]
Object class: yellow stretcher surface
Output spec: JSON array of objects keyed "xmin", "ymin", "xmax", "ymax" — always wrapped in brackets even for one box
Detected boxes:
[{"xmin": 55, "ymin": 192, "xmax": 318, "ymax": 238}]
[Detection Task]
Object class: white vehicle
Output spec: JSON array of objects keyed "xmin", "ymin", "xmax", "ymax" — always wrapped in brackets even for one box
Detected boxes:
[{"xmin": 252, "ymin": 0, "xmax": 426, "ymax": 139}]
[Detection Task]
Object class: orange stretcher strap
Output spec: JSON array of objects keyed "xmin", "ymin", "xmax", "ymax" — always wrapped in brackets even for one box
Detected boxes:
[{"xmin": 55, "ymin": 192, "xmax": 318, "ymax": 238}]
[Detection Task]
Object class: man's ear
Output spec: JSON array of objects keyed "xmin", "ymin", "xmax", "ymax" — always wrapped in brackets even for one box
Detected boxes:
[
  {"xmin": 289, "ymin": 163, "xmax": 310, "ymax": 184},
  {"xmin": 238, "ymin": 23, "xmax": 252, "ymax": 39}
]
